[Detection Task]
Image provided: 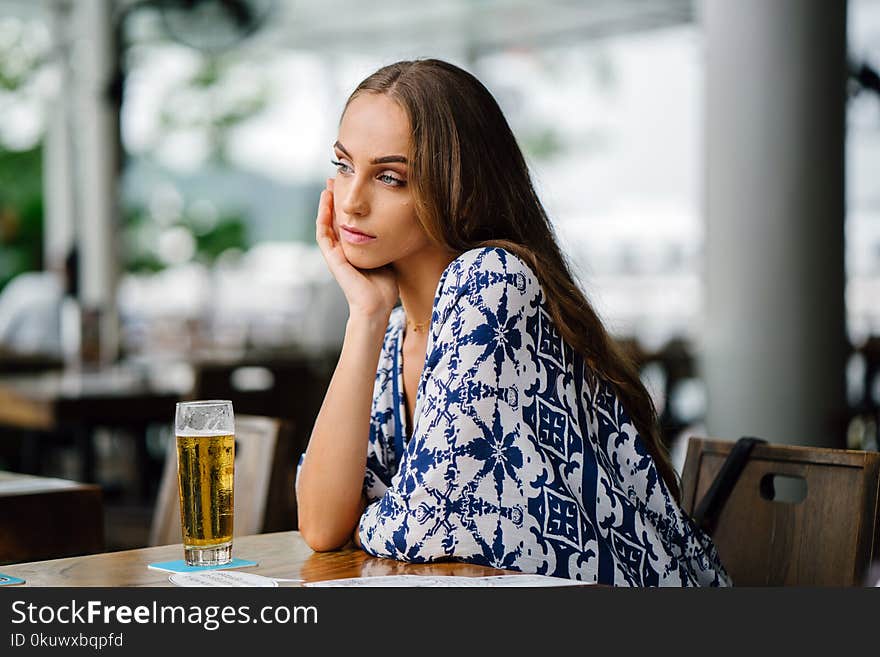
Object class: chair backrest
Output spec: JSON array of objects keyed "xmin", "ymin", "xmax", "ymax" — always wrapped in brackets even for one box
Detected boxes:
[
  {"xmin": 680, "ymin": 437, "xmax": 880, "ymax": 586},
  {"xmin": 149, "ymin": 415, "xmax": 303, "ymax": 547}
]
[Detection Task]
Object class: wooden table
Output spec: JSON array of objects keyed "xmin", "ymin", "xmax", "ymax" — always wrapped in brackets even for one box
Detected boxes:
[
  {"xmin": 0, "ymin": 531, "xmax": 517, "ymax": 586},
  {"xmin": 0, "ymin": 365, "xmax": 186, "ymax": 433},
  {"xmin": 0, "ymin": 349, "xmax": 62, "ymax": 374},
  {"xmin": 0, "ymin": 471, "xmax": 103, "ymax": 564},
  {"xmin": 0, "ymin": 365, "xmax": 187, "ymax": 493}
]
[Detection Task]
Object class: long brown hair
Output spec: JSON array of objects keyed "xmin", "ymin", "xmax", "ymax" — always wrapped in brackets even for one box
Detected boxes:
[{"xmin": 345, "ymin": 59, "xmax": 680, "ymax": 501}]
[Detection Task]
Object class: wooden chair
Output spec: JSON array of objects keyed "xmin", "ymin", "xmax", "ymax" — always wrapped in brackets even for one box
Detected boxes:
[
  {"xmin": 680, "ymin": 437, "xmax": 880, "ymax": 586},
  {"xmin": 149, "ymin": 415, "xmax": 305, "ymax": 547}
]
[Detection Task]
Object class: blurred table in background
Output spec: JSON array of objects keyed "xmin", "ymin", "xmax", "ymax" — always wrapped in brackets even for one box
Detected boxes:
[
  {"xmin": 0, "ymin": 365, "xmax": 187, "ymax": 497},
  {"xmin": 849, "ymin": 336, "xmax": 880, "ymax": 452},
  {"xmin": 0, "ymin": 470, "xmax": 103, "ymax": 564},
  {"xmin": 0, "ymin": 348, "xmax": 63, "ymax": 374},
  {"xmin": 616, "ymin": 336, "xmax": 702, "ymax": 449},
  {"xmin": 0, "ymin": 364, "xmax": 185, "ymax": 430},
  {"xmin": 0, "ymin": 348, "xmax": 335, "ymax": 501},
  {"xmin": 184, "ymin": 345, "xmax": 337, "ymax": 443}
]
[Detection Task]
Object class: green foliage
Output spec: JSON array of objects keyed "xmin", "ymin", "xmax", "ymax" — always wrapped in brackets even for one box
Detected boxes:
[
  {"xmin": 122, "ymin": 199, "xmax": 249, "ymax": 273},
  {"xmin": 0, "ymin": 145, "xmax": 43, "ymax": 290},
  {"xmin": 193, "ymin": 215, "xmax": 247, "ymax": 261},
  {"xmin": 157, "ymin": 55, "xmax": 269, "ymax": 165},
  {"xmin": 519, "ymin": 127, "xmax": 564, "ymax": 160},
  {"xmin": 121, "ymin": 205, "xmax": 164, "ymax": 273},
  {"xmin": 0, "ymin": 20, "xmax": 48, "ymax": 93},
  {"xmin": 0, "ymin": 18, "xmax": 51, "ymax": 291}
]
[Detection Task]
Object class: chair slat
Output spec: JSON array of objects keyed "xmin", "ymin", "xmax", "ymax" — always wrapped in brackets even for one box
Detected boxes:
[
  {"xmin": 149, "ymin": 414, "xmax": 303, "ymax": 547},
  {"xmin": 681, "ymin": 437, "xmax": 880, "ymax": 586}
]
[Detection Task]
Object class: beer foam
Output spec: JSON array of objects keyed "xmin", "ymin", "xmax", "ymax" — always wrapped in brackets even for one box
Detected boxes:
[{"xmin": 176, "ymin": 430, "xmax": 235, "ymax": 437}]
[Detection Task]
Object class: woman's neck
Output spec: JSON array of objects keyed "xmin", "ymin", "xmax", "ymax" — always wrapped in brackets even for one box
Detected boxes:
[{"xmin": 393, "ymin": 247, "xmax": 458, "ymax": 330}]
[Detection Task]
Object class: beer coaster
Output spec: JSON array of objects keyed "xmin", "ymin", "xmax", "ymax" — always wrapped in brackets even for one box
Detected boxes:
[
  {"xmin": 169, "ymin": 571, "xmax": 278, "ymax": 587},
  {"xmin": 0, "ymin": 573, "xmax": 25, "ymax": 586},
  {"xmin": 147, "ymin": 558, "xmax": 257, "ymax": 573}
]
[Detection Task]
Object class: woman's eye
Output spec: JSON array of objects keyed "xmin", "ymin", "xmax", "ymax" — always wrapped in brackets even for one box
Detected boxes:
[
  {"xmin": 331, "ymin": 159, "xmax": 352, "ymax": 174},
  {"xmin": 378, "ymin": 173, "xmax": 406, "ymax": 187}
]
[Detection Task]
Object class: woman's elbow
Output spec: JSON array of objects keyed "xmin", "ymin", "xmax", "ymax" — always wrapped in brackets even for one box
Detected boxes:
[
  {"xmin": 296, "ymin": 484, "xmax": 367, "ymax": 551},
  {"xmin": 299, "ymin": 520, "xmax": 356, "ymax": 553}
]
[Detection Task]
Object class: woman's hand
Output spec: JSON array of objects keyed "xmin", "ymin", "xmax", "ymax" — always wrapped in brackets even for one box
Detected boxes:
[
  {"xmin": 300, "ymin": 183, "xmax": 393, "ymax": 551},
  {"xmin": 315, "ymin": 178, "xmax": 399, "ymax": 321}
]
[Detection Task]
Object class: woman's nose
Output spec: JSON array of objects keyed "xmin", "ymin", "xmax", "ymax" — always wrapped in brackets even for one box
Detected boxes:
[{"xmin": 339, "ymin": 178, "xmax": 369, "ymax": 217}]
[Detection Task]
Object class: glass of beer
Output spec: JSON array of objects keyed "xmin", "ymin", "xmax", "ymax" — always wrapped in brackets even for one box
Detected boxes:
[{"xmin": 174, "ymin": 400, "xmax": 235, "ymax": 566}]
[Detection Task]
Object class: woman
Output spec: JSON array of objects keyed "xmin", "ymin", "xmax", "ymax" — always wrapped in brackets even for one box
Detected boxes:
[{"xmin": 296, "ymin": 58, "xmax": 729, "ymax": 586}]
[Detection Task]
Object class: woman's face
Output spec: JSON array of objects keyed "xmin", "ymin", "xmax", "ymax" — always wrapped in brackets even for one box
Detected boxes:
[{"xmin": 332, "ymin": 92, "xmax": 432, "ymax": 270}]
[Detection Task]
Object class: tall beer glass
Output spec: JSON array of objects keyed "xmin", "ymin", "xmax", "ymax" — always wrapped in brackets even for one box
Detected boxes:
[{"xmin": 174, "ymin": 400, "xmax": 235, "ymax": 566}]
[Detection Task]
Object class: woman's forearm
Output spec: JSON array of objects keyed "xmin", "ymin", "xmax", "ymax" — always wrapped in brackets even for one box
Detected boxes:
[{"xmin": 296, "ymin": 312, "xmax": 389, "ymax": 551}]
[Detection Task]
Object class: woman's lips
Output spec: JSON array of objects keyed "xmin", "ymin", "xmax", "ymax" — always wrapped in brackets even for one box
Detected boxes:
[{"xmin": 340, "ymin": 225, "xmax": 377, "ymax": 245}]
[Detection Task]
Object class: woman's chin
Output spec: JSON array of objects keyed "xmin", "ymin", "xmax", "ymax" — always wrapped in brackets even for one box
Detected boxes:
[{"xmin": 342, "ymin": 246, "xmax": 389, "ymax": 270}]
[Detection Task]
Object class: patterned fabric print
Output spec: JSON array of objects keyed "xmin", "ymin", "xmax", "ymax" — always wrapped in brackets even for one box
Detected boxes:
[{"xmin": 359, "ymin": 247, "xmax": 730, "ymax": 586}]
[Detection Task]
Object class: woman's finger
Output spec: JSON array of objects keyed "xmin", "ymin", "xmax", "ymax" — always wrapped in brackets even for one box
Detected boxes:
[
  {"xmin": 314, "ymin": 180, "xmax": 390, "ymax": 312},
  {"xmin": 315, "ymin": 188, "xmax": 355, "ymax": 275},
  {"xmin": 315, "ymin": 190, "xmax": 335, "ymax": 249},
  {"xmin": 316, "ymin": 196, "xmax": 347, "ymax": 270}
]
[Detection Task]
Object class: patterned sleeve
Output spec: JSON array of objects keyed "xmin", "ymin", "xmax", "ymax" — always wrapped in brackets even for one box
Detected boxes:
[
  {"xmin": 358, "ymin": 248, "xmax": 535, "ymax": 563},
  {"xmin": 296, "ymin": 313, "xmax": 401, "ymax": 504},
  {"xmin": 363, "ymin": 408, "xmax": 395, "ymax": 503},
  {"xmin": 362, "ymin": 313, "xmax": 406, "ymax": 503}
]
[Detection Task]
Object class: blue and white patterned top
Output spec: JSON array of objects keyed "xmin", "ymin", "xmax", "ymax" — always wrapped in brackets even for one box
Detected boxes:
[{"xmin": 358, "ymin": 247, "xmax": 730, "ymax": 586}]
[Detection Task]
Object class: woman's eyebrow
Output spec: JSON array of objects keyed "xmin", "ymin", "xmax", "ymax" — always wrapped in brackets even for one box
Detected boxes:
[{"xmin": 334, "ymin": 141, "xmax": 407, "ymax": 165}]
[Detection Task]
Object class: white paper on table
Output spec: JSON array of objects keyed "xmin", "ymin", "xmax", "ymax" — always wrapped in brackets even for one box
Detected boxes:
[
  {"xmin": 170, "ymin": 571, "xmax": 278, "ymax": 587},
  {"xmin": 168, "ymin": 571, "xmax": 304, "ymax": 587},
  {"xmin": 303, "ymin": 574, "xmax": 589, "ymax": 587}
]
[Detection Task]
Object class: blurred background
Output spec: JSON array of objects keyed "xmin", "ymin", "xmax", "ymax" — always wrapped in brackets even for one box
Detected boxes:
[{"xmin": 0, "ymin": 0, "xmax": 877, "ymax": 556}]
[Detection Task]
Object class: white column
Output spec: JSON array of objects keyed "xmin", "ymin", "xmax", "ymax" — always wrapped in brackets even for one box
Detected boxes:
[
  {"xmin": 702, "ymin": 0, "xmax": 848, "ymax": 447},
  {"xmin": 43, "ymin": 0, "xmax": 77, "ymax": 273},
  {"xmin": 72, "ymin": 0, "xmax": 119, "ymax": 363}
]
